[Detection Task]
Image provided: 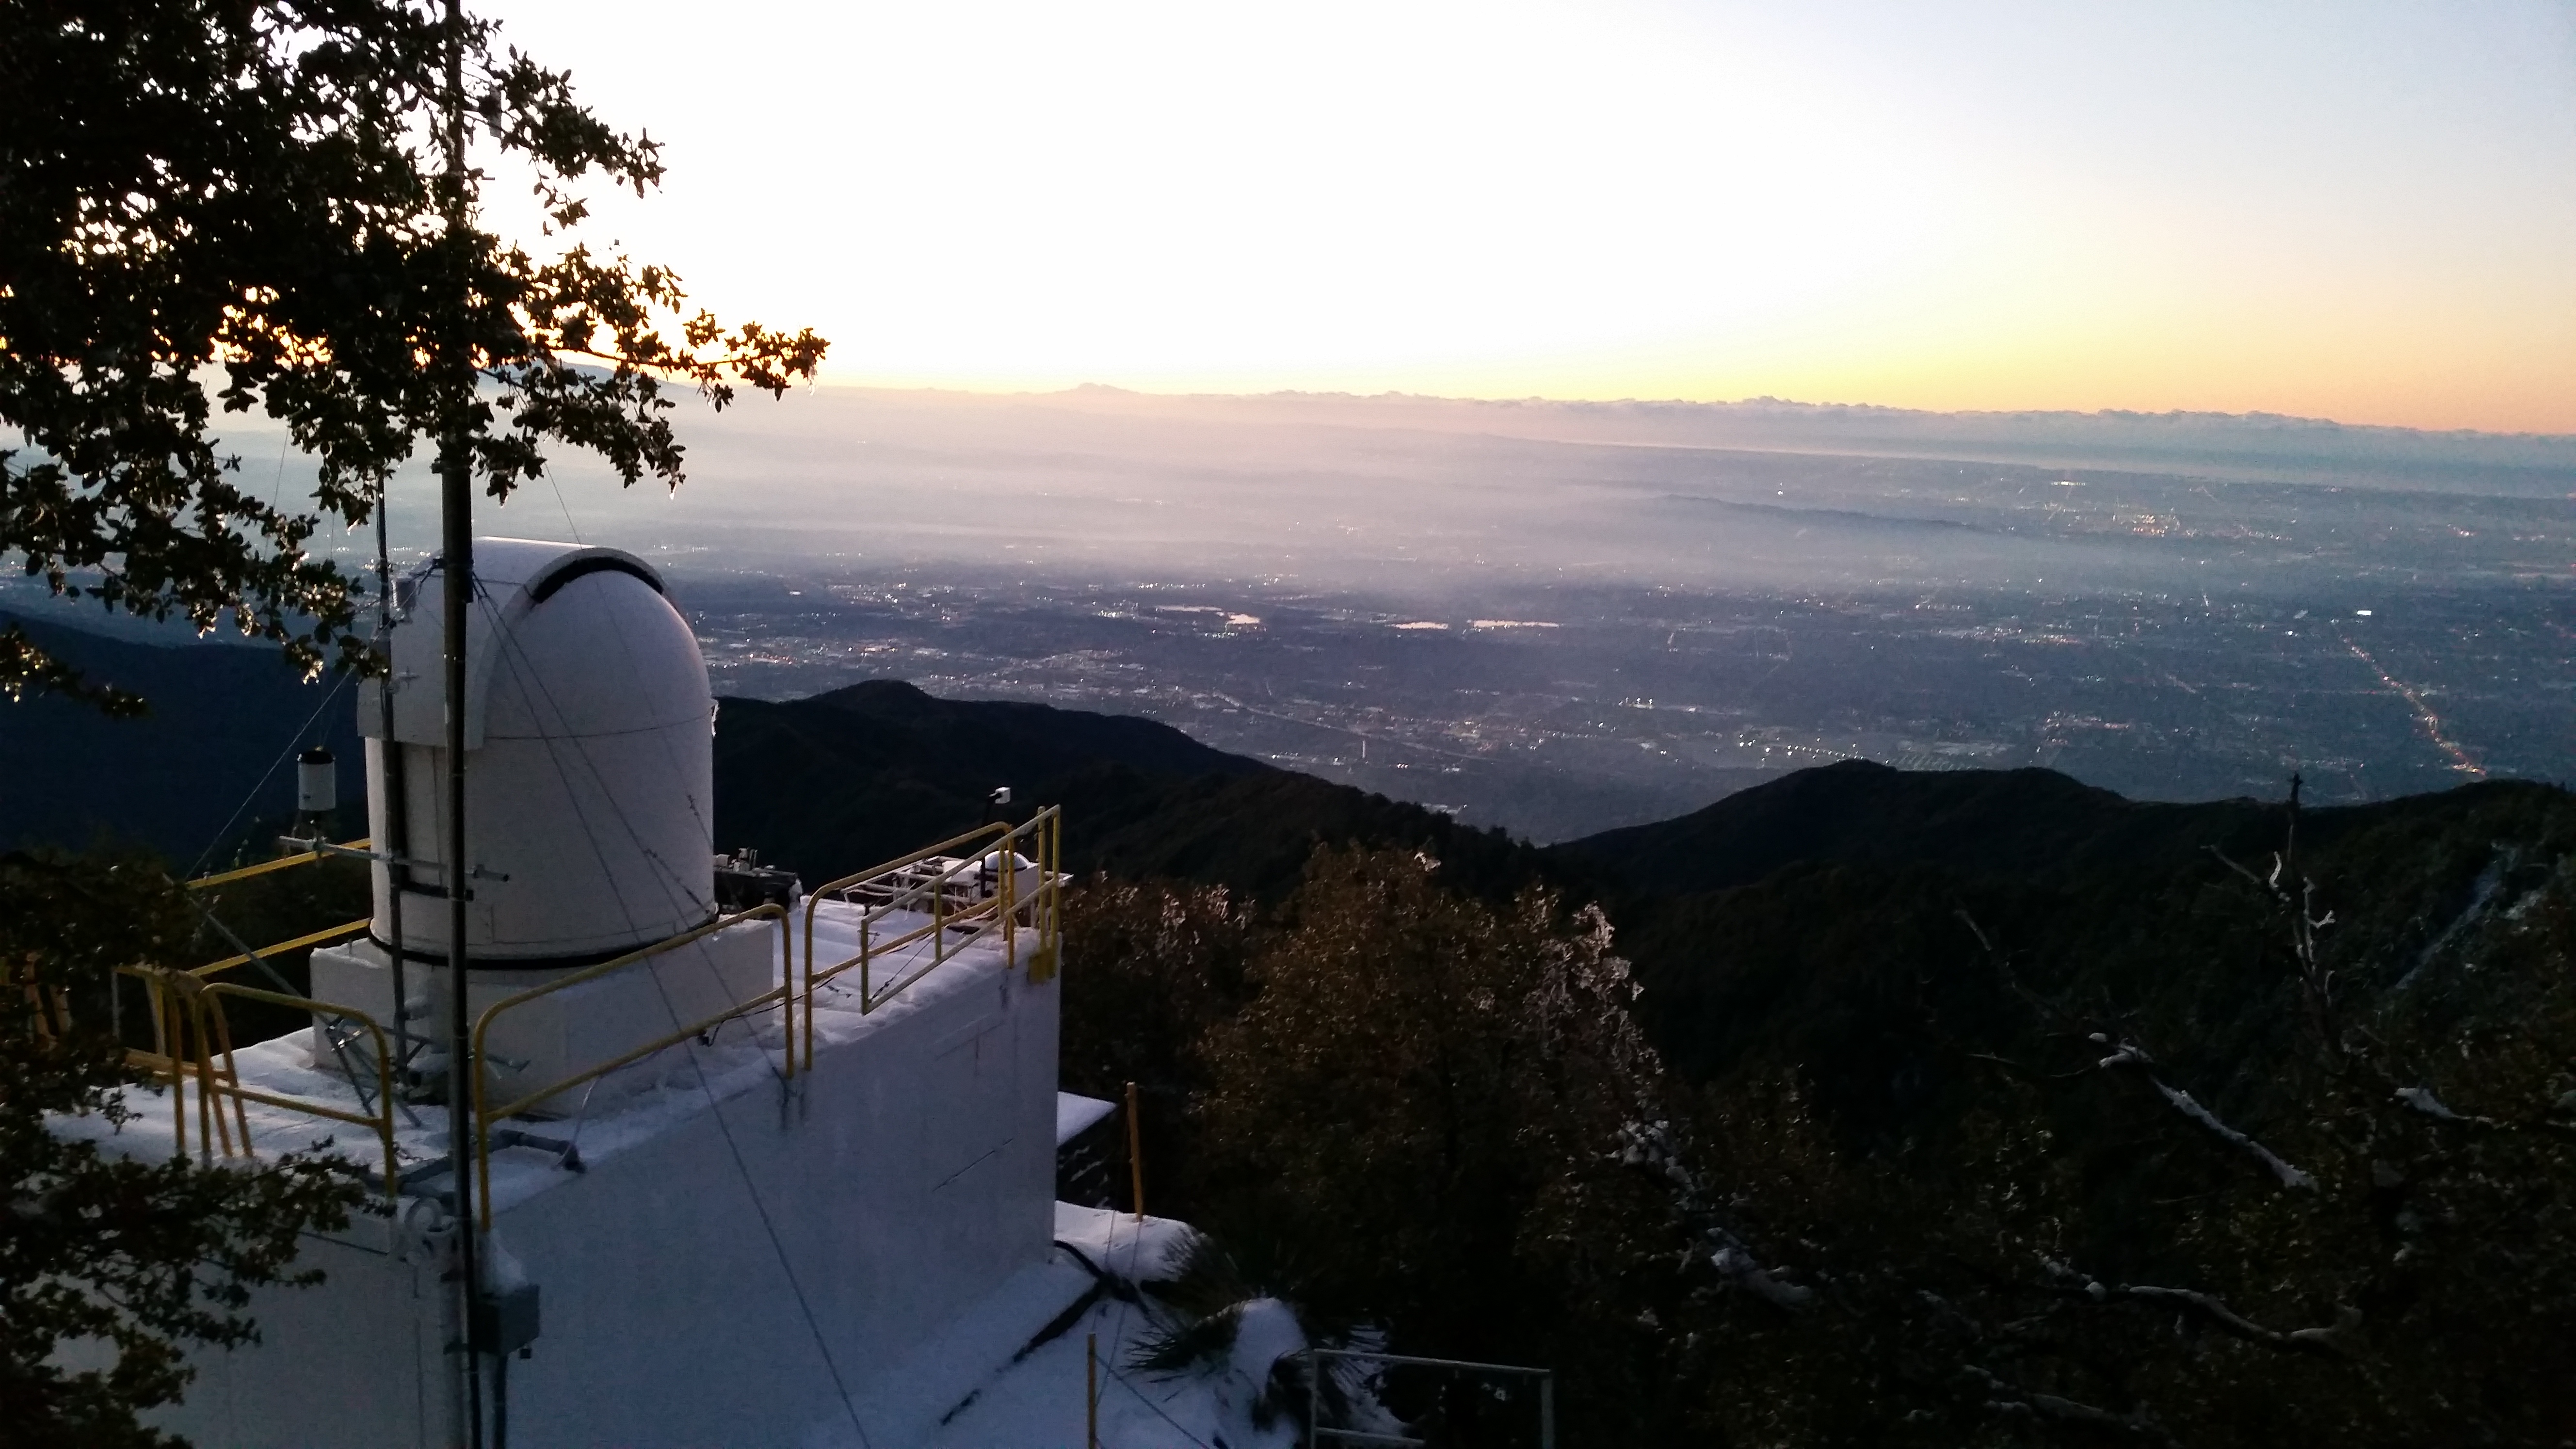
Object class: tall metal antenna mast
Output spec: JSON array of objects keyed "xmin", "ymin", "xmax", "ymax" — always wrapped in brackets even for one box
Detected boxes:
[
  {"xmin": 437, "ymin": 1, "xmax": 486, "ymax": 1444},
  {"xmin": 375, "ymin": 483, "xmax": 408, "ymax": 1088}
]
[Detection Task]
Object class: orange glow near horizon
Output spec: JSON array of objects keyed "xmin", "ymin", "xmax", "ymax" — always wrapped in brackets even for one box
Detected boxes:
[{"xmin": 484, "ymin": 1, "xmax": 2576, "ymax": 435}]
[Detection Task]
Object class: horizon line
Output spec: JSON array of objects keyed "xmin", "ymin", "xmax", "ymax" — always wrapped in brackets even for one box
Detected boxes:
[{"xmin": 782, "ymin": 380, "xmax": 2576, "ymax": 448}]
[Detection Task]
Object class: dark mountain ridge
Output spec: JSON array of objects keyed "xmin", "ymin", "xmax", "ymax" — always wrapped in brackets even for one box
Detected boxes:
[
  {"xmin": 0, "ymin": 613, "xmax": 362, "ymax": 862},
  {"xmin": 706, "ymin": 683, "xmax": 2574, "ymax": 1149},
  {"xmin": 1548, "ymin": 758, "xmax": 2243, "ymax": 893},
  {"xmin": 714, "ymin": 678, "xmax": 1539, "ymax": 900},
  {"xmin": 1545, "ymin": 756, "xmax": 2572, "ymax": 1103}
]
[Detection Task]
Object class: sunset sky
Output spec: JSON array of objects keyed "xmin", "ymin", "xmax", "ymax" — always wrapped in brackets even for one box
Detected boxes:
[{"xmin": 486, "ymin": 1, "xmax": 2576, "ymax": 434}]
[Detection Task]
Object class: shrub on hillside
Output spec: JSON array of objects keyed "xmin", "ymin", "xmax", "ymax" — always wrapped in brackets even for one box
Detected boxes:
[{"xmin": 1187, "ymin": 847, "xmax": 1701, "ymax": 1444}]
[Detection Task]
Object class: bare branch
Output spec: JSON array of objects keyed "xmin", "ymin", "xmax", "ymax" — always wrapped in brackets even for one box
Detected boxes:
[
  {"xmin": 2107, "ymin": 1286, "xmax": 2357, "ymax": 1359},
  {"xmin": 1966, "ymin": 1366, "xmax": 2174, "ymax": 1444},
  {"xmin": 2091, "ymin": 1033, "xmax": 2153, "ymax": 1070},
  {"xmin": 2206, "ymin": 845, "xmax": 2276, "ymax": 896},
  {"xmin": 1963, "ymin": 1050, "xmax": 2092, "ymax": 1082},
  {"xmin": 2395, "ymin": 1086, "xmax": 2504, "ymax": 1129},
  {"xmin": 2093, "ymin": 1036, "xmax": 2316, "ymax": 1189},
  {"xmin": 2149, "ymin": 1079, "xmax": 2317, "ymax": 1190},
  {"xmin": 1952, "ymin": 907, "xmax": 1995, "ymax": 955},
  {"xmin": 2037, "ymin": 1260, "xmax": 2356, "ymax": 1360}
]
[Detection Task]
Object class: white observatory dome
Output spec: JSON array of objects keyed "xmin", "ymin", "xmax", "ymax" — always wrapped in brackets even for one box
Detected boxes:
[{"xmin": 357, "ymin": 538, "xmax": 716, "ymax": 966}]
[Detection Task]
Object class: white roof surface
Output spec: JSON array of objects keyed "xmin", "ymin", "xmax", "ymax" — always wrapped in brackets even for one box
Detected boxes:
[
  {"xmin": 1057, "ymin": 1092, "xmax": 1118, "ymax": 1145},
  {"xmin": 63, "ymin": 901, "xmax": 1010, "ymax": 1218}
]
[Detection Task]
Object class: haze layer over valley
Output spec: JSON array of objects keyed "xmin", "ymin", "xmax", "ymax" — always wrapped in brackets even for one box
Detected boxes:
[
  {"xmin": 370, "ymin": 385, "xmax": 2576, "ymax": 589},
  {"xmin": 22, "ymin": 385, "xmax": 2572, "ymax": 841}
]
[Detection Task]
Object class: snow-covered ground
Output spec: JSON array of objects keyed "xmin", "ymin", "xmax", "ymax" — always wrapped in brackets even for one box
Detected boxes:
[{"xmin": 924, "ymin": 1207, "xmax": 1309, "ymax": 1449}]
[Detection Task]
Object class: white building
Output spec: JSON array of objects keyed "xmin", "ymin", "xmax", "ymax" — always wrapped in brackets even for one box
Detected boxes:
[{"xmin": 63, "ymin": 539, "xmax": 1291, "ymax": 1448}]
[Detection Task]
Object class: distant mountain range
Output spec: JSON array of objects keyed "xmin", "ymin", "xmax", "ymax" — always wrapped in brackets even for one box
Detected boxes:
[{"xmin": 967, "ymin": 384, "xmax": 2576, "ymax": 493}]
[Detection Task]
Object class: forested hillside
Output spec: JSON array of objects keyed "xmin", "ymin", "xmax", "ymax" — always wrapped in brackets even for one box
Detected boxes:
[
  {"xmin": 705, "ymin": 684, "xmax": 2576, "ymax": 1445},
  {"xmin": 13, "ymin": 642, "xmax": 2571, "ymax": 1446}
]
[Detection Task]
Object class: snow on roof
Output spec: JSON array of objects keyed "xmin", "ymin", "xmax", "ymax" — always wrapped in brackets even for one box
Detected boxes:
[
  {"xmin": 922, "ymin": 1206, "xmax": 1305, "ymax": 1449},
  {"xmin": 64, "ymin": 899, "xmax": 1016, "ymax": 1219},
  {"xmin": 1057, "ymin": 1092, "xmax": 1117, "ymax": 1145}
]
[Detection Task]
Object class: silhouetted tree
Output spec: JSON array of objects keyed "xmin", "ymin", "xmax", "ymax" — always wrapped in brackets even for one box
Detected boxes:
[
  {"xmin": 2, "ymin": 0, "xmax": 826, "ymax": 710},
  {"xmin": 1, "ymin": 6, "xmax": 824, "ymax": 1440},
  {"xmin": 1668, "ymin": 787, "xmax": 2576, "ymax": 1447},
  {"xmin": 1071, "ymin": 793, "xmax": 2576, "ymax": 1447}
]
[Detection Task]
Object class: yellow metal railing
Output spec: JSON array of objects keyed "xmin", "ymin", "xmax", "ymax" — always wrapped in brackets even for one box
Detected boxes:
[
  {"xmin": 108, "ymin": 813, "xmax": 1065, "ymax": 1225},
  {"xmin": 469, "ymin": 903, "xmax": 794, "ymax": 1229},
  {"xmin": 799, "ymin": 807, "xmax": 1063, "ymax": 1063},
  {"xmin": 180, "ymin": 836, "xmax": 371, "ymax": 980},
  {"xmin": 191, "ymin": 918, "xmax": 371, "ymax": 979},
  {"xmin": 185, "ymin": 838, "xmax": 370, "ymax": 891},
  {"xmin": 119, "ymin": 966, "xmax": 402, "ymax": 1196},
  {"xmin": 99, "ymin": 838, "xmax": 400, "ymax": 1191}
]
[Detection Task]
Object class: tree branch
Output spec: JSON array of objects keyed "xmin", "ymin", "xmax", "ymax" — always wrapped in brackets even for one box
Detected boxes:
[
  {"xmin": 2093, "ymin": 1036, "xmax": 2317, "ymax": 1190},
  {"xmin": 2105, "ymin": 1285, "xmax": 2357, "ymax": 1359},
  {"xmin": 2034, "ymin": 1256, "xmax": 2355, "ymax": 1358},
  {"xmin": 1966, "ymin": 1366, "xmax": 2174, "ymax": 1445}
]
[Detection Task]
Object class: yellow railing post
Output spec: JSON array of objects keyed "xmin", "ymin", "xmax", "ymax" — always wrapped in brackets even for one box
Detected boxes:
[
  {"xmin": 199, "ymin": 983, "xmax": 402, "ymax": 1198},
  {"xmin": 801, "ymin": 821, "xmax": 1013, "ymax": 1028},
  {"xmin": 1126, "ymin": 1079, "xmax": 1145, "ymax": 1223},
  {"xmin": 193, "ymin": 986, "xmax": 251, "ymax": 1159},
  {"xmin": 161, "ymin": 976, "xmax": 231, "ymax": 1162},
  {"xmin": 137, "ymin": 970, "xmax": 186, "ymax": 1160},
  {"xmin": 819, "ymin": 809, "xmax": 1063, "ymax": 1005},
  {"xmin": 117, "ymin": 964, "xmax": 405, "ymax": 1197}
]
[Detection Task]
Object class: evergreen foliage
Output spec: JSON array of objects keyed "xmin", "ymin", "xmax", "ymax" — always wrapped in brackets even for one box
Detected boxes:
[
  {"xmin": 1645, "ymin": 781, "xmax": 2576, "ymax": 1445},
  {"xmin": 1069, "ymin": 847, "xmax": 1702, "ymax": 1445}
]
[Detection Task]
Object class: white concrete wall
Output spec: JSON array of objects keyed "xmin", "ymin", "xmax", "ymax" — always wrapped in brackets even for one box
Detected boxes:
[
  {"xmin": 160, "ymin": 948, "xmax": 1063, "ymax": 1448},
  {"xmin": 153, "ymin": 1230, "xmax": 450, "ymax": 1449},
  {"xmin": 490, "ymin": 953, "xmax": 1060, "ymax": 1445}
]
